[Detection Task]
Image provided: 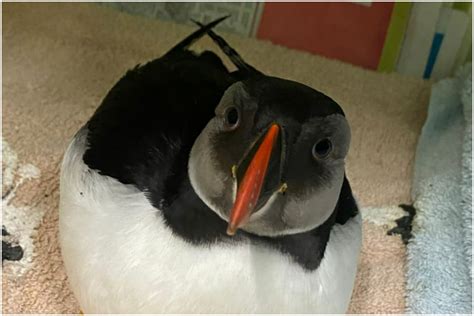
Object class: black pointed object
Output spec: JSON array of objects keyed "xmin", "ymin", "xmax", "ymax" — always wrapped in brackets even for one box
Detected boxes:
[
  {"xmin": 191, "ymin": 18, "xmax": 262, "ymax": 76},
  {"xmin": 165, "ymin": 16, "xmax": 230, "ymax": 56}
]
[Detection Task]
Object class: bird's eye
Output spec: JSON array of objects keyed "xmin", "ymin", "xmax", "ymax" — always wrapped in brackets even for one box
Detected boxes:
[
  {"xmin": 312, "ymin": 138, "xmax": 332, "ymax": 159},
  {"xmin": 224, "ymin": 106, "xmax": 240, "ymax": 130}
]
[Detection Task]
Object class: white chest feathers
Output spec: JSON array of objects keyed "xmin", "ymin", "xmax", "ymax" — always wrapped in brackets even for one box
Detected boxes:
[{"xmin": 59, "ymin": 132, "xmax": 362, "ymax": 313}]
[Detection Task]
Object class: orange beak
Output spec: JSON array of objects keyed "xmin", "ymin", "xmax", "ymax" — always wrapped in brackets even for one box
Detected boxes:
[{"xmin": 227, "ymin": 124, "xmax": 280, "ymax": 235}]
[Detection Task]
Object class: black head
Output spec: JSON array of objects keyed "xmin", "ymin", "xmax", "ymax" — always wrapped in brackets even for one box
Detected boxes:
[{"xmin": 189, "ymin": 75, "xmax": 351, "ymax": 237}]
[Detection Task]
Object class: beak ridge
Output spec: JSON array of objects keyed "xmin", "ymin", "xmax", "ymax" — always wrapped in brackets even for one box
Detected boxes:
[{"xmin": 226, "ymin": 124, "xmax": 280, "ymax": 235}]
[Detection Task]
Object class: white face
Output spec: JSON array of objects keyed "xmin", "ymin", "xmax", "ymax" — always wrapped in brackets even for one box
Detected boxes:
[{"xmin": 188, "ymin": 79, "xmax": 351, "ymax": 237}]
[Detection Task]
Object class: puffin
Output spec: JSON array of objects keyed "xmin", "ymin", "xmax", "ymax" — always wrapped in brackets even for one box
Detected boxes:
[{"xmin": 59, "ymin": 17, "xmax": 362, "ymax": 313}]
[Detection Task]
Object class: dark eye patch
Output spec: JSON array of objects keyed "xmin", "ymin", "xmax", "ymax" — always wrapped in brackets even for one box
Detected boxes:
[
  {"xmin": 312, "ymin": 138, "xmax": 332, "ymax": 159},
  {"xmin": 224, "ymin": 106, "xmax": 239, "ymax": 130}
]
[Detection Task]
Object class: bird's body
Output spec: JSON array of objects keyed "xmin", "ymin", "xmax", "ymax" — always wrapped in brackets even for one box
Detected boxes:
[{"xmin": 59, "ymin": 19, "xmax": 362, "ymax": 313}]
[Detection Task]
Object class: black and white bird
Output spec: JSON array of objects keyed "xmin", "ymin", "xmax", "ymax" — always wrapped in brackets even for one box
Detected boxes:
[{"xmin": 59, "ymin": 17, "xmax": 362, "ymax": 313}]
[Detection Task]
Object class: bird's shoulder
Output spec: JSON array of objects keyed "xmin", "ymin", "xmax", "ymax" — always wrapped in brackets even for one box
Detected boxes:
[
  {"xmin": 91, "ymin": 50, "xmax": 234, "ymax": 121},
  {"xmin": 83, "ymin": 50, "xmax": 235, "ymax": 189}
]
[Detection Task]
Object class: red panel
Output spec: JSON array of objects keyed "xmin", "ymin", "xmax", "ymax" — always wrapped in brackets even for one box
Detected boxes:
[{"xmin": 256, "ymin": 2, "xmax": 394, "ymax": 70}]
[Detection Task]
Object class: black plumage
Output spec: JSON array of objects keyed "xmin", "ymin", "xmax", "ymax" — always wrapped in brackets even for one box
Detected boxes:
[{"xmin": 82, "ymin": 17, "xmax": 358, "ymax": 271}]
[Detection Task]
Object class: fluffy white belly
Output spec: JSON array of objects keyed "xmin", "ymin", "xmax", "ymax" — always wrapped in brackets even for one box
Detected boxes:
[{"xmin": 59, "ymin": 131, "xmax": 362, "ymax": 313}]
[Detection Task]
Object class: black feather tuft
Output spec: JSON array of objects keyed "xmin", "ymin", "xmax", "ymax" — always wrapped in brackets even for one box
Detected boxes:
[
  {"xmin": 191, "ymin": 19, "xmax": 262, "ymax": 76},
  {"xmin": 166, "ymin": 16, "xmax": 229, "ymax": 56}
]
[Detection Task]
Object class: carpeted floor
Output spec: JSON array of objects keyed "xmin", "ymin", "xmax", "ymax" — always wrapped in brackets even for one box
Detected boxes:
[{"xmin": 2, "ymin": 3, "xmax": 431, "ymax": 313}]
